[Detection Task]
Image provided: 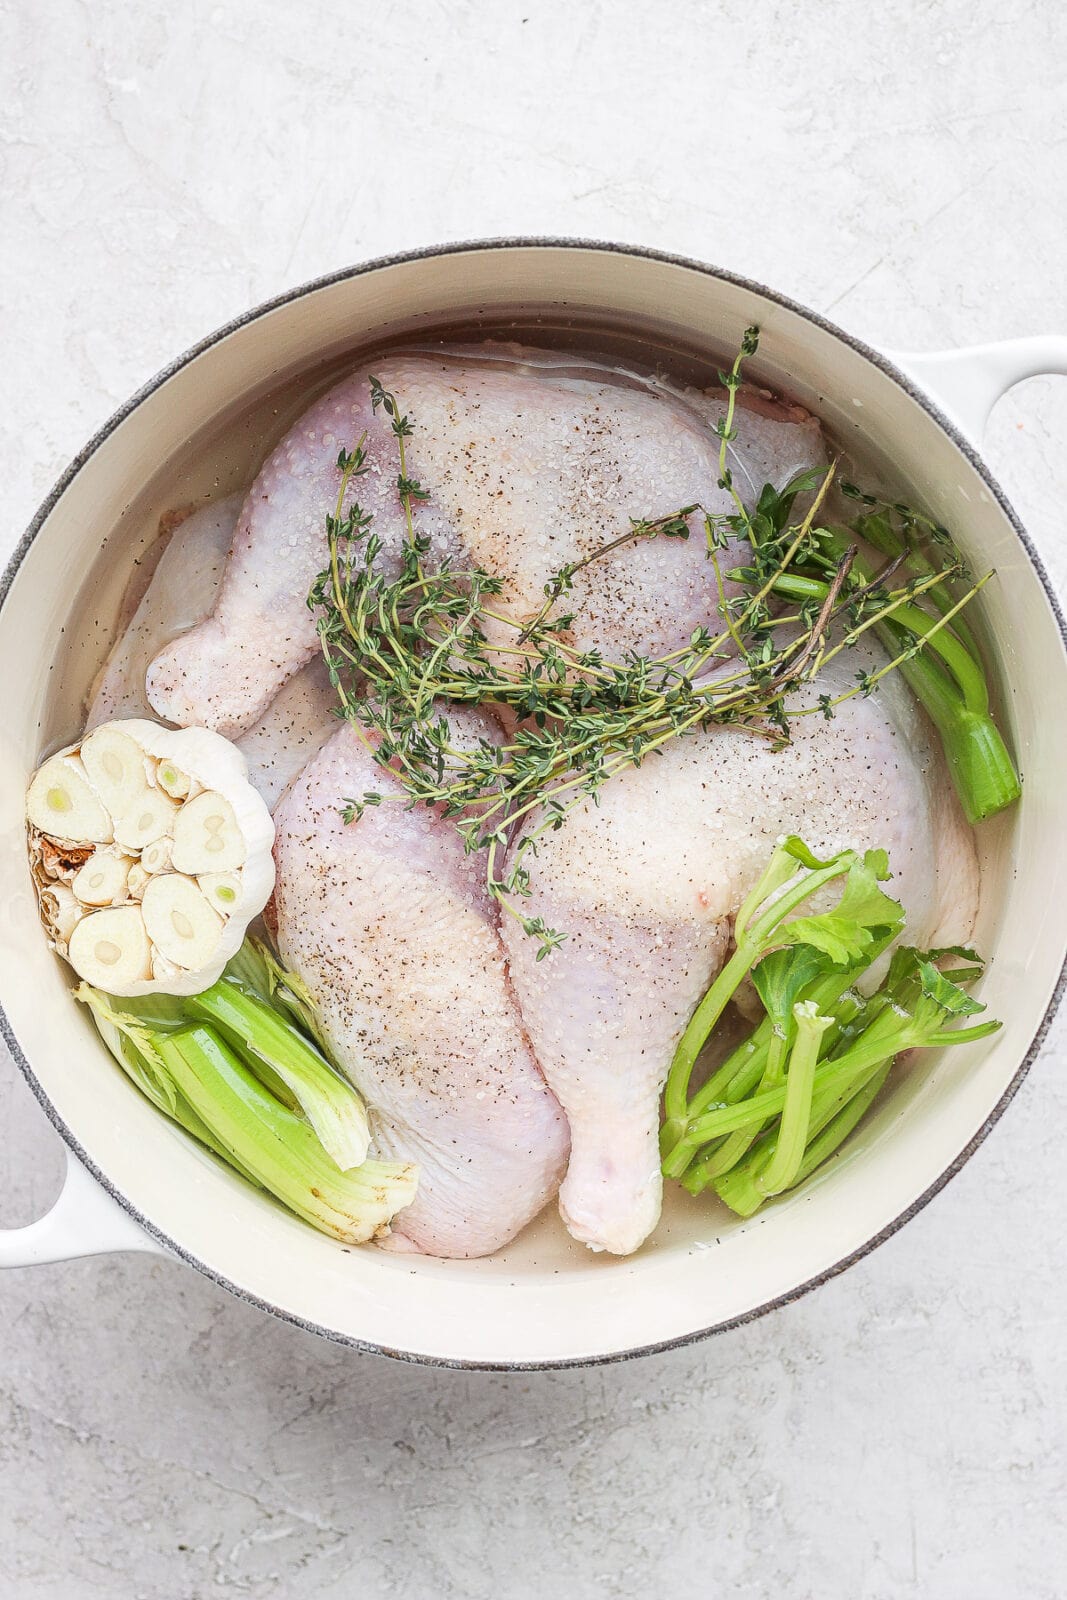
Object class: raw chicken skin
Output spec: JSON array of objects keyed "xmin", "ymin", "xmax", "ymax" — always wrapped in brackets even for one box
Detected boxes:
[
  {"xmin": 233, "ymin": 662, "xmax": 337, "ymax": 812},
  {"xmin": 502, "ymin": 653, "xmax": 980, "ymax": 1255},
  {"xmin": 145, "ymin": 346, "xmax": 824, "ymax": 737},
  {"xmin": 89, "ymin": 494, "xmax": 241, "ymax": 729},
  {"xmin": 271, "ymin": 718, "xmax": 570, "ymax": 1258},
  {"xmin": 88, "ymin": 493, "xmax": 336, "ymax": 809}
]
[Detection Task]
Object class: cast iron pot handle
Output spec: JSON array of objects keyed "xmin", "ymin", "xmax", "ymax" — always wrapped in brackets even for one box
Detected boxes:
[
  {"xmin": 890, "ymin": 336, "xmax": 1067, "ymax": 442},
  {"xmin": 0, "ymin": 1146, "xmax": 163, "ymax": 1266}
]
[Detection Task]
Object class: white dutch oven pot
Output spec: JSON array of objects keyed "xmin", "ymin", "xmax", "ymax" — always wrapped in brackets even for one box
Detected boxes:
[{"xmin": 1, "ymin": 242, "xmax": 1065, "ymax": 1368}]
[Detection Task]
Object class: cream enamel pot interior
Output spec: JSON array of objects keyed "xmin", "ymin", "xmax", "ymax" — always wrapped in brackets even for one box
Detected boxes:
[{"xmin": 2, "ymin": 242, "xmax": 1066, "ymax": 1370}]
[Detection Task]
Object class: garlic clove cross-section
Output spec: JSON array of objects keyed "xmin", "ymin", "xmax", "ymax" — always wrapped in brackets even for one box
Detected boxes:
[
  {"xmin": 171, "ymin": 791, "xmax": 246, "ymax": 874},
  {"xmin": 71, "ymin": 847, "xmax": 136, "ymax": 907},
  {"xmin": 140, "ymin": 836, "xmax": 173, "ymax": 875},
  {"xmin": 197, "ymin": 871, "xmax": 242, "ymax": 915},
  {"xmin": 26, "ymin": 717, "xmax": 275, "ymax": 997},
  {"xmin": 155, "ymin": 761, "xmax": 192, "ymax": 800},
  {"xmin": 113, "ymin": 789, "xmax": 180, "ymax": 852},
  {"xmin": 26, "ymin": 755, "xmax": 113, "ymax": 845},
  {"xmin": 142, "ymin": 874, "xmax": 224, "ymax": 969},
  {"xmin": 126, "ymin": 862, "xmax": 150, "ymax": 900},
  {"xmin": 80, "ymin": 726, "xmax": 151, "ymax": 815},
  {"xmin": 68, "ymin": 906, "xmax": 153, "ymax": 989}
]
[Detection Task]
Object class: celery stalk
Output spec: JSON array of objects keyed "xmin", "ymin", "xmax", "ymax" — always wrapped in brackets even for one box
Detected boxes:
[
  {"xmin": 663, "ymin": 840, "xmax": 1002, "ymax": 1215},
  {"xmin": 225, "ymin": 935, "xmax": 332, "ymax": 1055},
  {"xmin": 793, "ymin": 1062, "xmax": 893, "ymax": 1181},
  {"xmin": 815, "ymin": 530, "xmax": 1021, "ymax": 823},
  {"xmin": 186, "ymin": 980, "xmax": 370, "ymax": 1171},
  {"xmin": 77, "ymin": 986, "xmax": 265, "ymax": 1189},
  {"xmin": 74, "ymin": 943, "xmax": 419, "ymax": 1247},
  {"xmin": 662, "ymin": 842, "xmax": 859, "ymax": 1138},
  {"xmin": 887, "ymin": 636, "xmax": 1021, "ymax": 825},
  {"xmin": 755, "ymin": 1002, "xmax": 832, "ymax": 1196},
  {"xmin": 848, "ymin": 511, "xmax": 980, "ymax": 657},
  {"xmin": 755, "ymin": 527, "xmax": 1021, "ymax": 822},
  {"xmin": 715, "ymin": 1061, "xmax": 893, "ymax": 1217},
  {"xmin": 661, "ymin": 841, "xmax": 901, "ymax": 1171},
  {"xmin": 155, "ymin": 1027, "xmax": 415, "ymax": 1243},
  {"xmin": 683, "ymin": 1009, "xmax": 997, "ymax": 1149}
]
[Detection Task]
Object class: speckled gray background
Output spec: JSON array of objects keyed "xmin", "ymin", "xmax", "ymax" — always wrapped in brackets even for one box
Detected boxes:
[{"xmin": 2, "ymin": 2, "xmax": 1066, "ymax": 1596}]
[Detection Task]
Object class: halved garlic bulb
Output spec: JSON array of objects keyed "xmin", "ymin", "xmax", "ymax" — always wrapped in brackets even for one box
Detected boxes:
[{"xmin": 26, "ymin": 717, "xmax": 275, "ymax": 996}]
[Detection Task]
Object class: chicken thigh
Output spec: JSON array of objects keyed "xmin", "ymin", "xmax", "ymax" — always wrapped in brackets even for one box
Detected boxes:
[
  {"xmin": 271, "ymin": 717, "xmax": 570, "ymax": 1258},
  {"xmin": 145, "ymin": 345, "xmax": 825, "ymax": 737},
  {"xmin": 501, "ymin": 653, "xmax": 980, "ymax": 1255}
]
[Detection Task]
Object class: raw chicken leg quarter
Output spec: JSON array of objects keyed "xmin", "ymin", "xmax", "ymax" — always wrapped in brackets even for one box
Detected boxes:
[
  {"xmin": 271, "ymin": 716, "xmax": 570, "ymax": 1259},
  {"xmin": 502, "ymin": 652, "xmax": 980, "ymax": 1256},
  {"xmin": 145, "ymin": 345, "xmax": 825, "ymax": 736}
]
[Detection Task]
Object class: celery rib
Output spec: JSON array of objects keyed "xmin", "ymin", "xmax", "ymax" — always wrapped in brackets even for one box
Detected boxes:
[
  {"xmin": 812, "ymin": 529, "xmax": 1021, "ymax": 824},
  {"xmin": 75, "ymin": 944, "xmax": 418, "ymax": 1247},
  {"xmin": 155, "ymin": 1027, "xmax": 414, "ymax": 1244},
  {"xmin": 662, "ymin": 840, "xmax": 1002, "ymax": 1219},
  {"xmin": 187, "ymin": 980, "xmax": 370, "ymax": 1171},
  {"xmin": 756, "ymin": 1004, "xmax": 832, "ymax": 1196}
]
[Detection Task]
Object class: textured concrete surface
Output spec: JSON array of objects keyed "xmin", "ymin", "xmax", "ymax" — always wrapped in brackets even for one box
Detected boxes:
[{"xmin": 2, "ymin": 1, "xmax": 1066, "ymax": 1595}]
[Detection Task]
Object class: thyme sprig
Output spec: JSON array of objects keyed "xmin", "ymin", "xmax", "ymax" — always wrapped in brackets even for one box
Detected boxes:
[{"xmin": 310, "ymin": 329, "xmax": 1005, "ymax": 953}]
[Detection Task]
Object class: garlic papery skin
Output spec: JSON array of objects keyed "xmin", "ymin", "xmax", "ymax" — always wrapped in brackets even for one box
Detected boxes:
[
  {"xmin": 29, "ymin": 833, "xmax": 95, "ymax": 885},
  {"xmin": 27, "ymin": 717, "xmax": 275, "ymax": 997},
  {"xmin": 39, "ymin": 883, "xmax": 85, "ymax": 949}
]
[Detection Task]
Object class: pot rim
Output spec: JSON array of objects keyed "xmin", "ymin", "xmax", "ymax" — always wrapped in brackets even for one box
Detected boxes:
[{"xmin": 3, "ymin": 235, "xmax": 1065, "ymax": 1371}]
